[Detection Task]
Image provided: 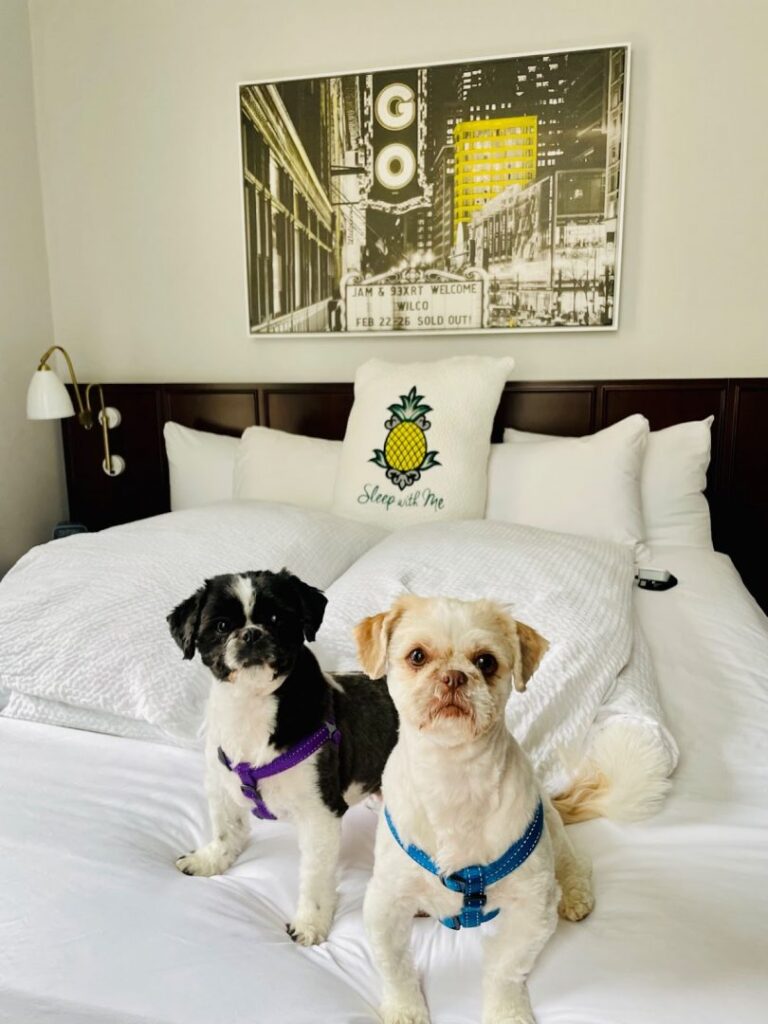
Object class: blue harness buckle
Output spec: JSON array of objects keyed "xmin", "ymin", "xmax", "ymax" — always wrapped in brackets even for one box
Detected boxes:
[
  {"xmin": 462, "ymin": 892, "xmax": 487, "ymax": 909},
  {"xmin": 384, "ymin": 799, "xmax": 544, "ymax": 931},
  {"xmin": 446, "ymin": 870, "xmax": 484, "ymax": 896}
]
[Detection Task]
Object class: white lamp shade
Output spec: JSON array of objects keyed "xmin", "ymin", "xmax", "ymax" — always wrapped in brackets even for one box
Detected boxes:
[{"xmin": 27, "ymin": 368, "xmax": 76, "ymax": 420}]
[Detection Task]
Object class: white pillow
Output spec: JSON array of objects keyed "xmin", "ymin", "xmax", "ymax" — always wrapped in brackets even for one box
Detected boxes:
[
  {"xmin": 504, "ymin": 417, "xmax": 714, "ymax": 549},
  {"xmin": 163, "ymin": 422, "xmax": 238, "ymax": 511},
  {"xmin": 332, "ymin": 356, "xmax": 514, "ymax": 527},
  {"xmin": 487, "ymin": 414, "xmax": 649, "ymax": 549},
  {"xmin": 234, "ymin": 426, "xmax": 341, "ymax": 511}
]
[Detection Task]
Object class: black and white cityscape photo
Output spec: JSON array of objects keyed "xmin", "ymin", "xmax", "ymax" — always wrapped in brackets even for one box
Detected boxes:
[{"xmin": 240, "ymin": 45, "xmax": 628, "ymax": 335}]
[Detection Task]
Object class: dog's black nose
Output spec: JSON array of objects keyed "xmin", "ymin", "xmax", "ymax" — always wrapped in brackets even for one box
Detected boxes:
[
  {"xmin": 442, "ymin": 670, "xmax": 467, "ymax": 689},
  {"xmin": 242, "ymin": 628, "xmax": 257, "ymax": 645}
]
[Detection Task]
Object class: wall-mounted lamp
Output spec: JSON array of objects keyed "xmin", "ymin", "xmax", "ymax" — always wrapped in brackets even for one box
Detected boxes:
[{"xmin": 26, "ymin": 346, "xmax": 126, "ymax": 476}]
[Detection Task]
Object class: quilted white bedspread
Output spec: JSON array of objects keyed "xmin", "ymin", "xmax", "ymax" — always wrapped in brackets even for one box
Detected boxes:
[
  {"xmin": 313, "ymin": 519, "xmax": 678, "ymax": 794},
  {"xmin": 0, "ymin": 502, "xmax": 384, "ymax": 742}
]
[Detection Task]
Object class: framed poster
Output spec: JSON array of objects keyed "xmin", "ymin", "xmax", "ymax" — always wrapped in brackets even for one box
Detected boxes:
[{"xmin": 239, "ymin": 44, "xmax": 629, "ymax": 336}]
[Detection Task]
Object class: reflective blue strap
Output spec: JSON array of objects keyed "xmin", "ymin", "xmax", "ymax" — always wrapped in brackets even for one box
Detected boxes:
[
  {"xmin": 478, "ymin": 798, "xmax": 544, "ymax": 885},
  {"xmin": 384, "ymin": 808, "xmax": 442, "ymax": 876},
  {"xmin": 384, "ymin": 799, "xmax": 545, "ymax": 931}
]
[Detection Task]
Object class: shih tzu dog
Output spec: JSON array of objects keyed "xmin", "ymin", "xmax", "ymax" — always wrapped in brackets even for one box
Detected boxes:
[
  {"xmin": 355, "ymin": 595, "xmax": 593, "ymax": 1024},
  {"xmin": 167, "ymin": 568, "xmax": 398, "ymax": 946}
]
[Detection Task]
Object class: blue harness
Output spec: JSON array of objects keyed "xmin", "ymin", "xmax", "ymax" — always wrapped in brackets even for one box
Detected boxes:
[{"xmin": 384, "ymin": 799, "xmax": 544, "ymax": 930}]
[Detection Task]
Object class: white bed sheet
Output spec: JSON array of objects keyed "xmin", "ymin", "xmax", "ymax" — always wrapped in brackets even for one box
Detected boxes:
[{"xmin": 1, "ymin": 546, "xmax": 767, "ymax": 1024}]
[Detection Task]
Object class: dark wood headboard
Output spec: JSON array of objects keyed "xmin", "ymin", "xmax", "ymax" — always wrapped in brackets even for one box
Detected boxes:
[{"xmin": 62, "ymin": 378, "xmax": 768, "ymax": 612}]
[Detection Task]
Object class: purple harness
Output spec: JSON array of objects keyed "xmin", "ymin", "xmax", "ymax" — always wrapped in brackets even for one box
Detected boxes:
[{"xmin": 217, "ymin": 717, "xmax": 342, "ymax": 820}]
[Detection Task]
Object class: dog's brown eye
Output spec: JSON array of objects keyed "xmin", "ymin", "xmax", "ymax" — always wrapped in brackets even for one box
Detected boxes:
[
  {"xmin": 215, "ymin": 619, "xmax": 230, "ymax": 635},
  {"xmin": 475, "ymin": 653, "xmax": 497, "ymax": 675},
  {"xmin": 269, "ymin": 613, "xmax": 279, "ymax": 625},
  {"xmin": 408, "ymin": 648, "xmax": 426, "ymax": 666}
]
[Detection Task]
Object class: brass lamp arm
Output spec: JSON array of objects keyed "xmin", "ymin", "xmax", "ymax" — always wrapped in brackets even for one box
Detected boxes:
[
  {"xmin": 85, "ymin": 383, "xmax": 114, "ymax": 476},
  {"xmin": 36, "ymin": 345, "xmax": 92, "ymax": 427}
]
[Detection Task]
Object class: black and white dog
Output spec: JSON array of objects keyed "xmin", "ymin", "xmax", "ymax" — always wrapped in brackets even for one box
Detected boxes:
[{"xmin": 168, "ymin": 568, "xmax": 398, "ymax": 945}]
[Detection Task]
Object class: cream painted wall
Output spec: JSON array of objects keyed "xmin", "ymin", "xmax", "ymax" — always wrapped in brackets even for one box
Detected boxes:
[
  {"xmin": 28, "ymin": 0, "xmax": 767, "ymax": 384},
  {"xmin": 0, "ymin": 0, "xmax": 65, "ymax": 574}
]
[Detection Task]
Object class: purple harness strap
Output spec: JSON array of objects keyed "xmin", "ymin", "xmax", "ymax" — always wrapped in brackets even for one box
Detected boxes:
[{"xmin": 217, "ymin": 717, "xmax": 342, "ymax": 821}]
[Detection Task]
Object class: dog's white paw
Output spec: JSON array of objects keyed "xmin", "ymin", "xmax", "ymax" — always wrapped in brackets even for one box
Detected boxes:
[
  {"xmin": 380, "ymin": 1000, "xmax": 430, "ymax": 1024},
  {"xmin": 286, "ymin": 913, "xmax": 331, "ymax": 947},
  {"xmin": 558, "ymin": 876, "xmax": 594, "ymax": 922},
  {"xmin": 175, "ymin": 844, "xmax": 230, "ymax": 877}
]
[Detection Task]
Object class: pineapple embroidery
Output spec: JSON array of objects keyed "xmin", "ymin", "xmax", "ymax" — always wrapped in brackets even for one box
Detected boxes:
[{"xmin": 371, "ymin": 386, "xmax": 440, "ymax": 491}]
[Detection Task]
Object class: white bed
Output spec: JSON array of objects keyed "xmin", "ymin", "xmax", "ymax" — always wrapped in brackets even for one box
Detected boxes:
[{"xmin": 2, "ymin": 541, "xmax": 767, "ymax": 1024}]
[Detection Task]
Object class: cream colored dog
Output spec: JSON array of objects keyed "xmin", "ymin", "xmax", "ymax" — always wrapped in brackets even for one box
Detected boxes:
[{"xmin": 355, "ymin": 595, "xmax": 593, "ymax": 1024}]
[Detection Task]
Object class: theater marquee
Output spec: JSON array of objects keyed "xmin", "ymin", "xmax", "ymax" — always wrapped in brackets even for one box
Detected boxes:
[{"xmin": 239, "ymin": 45, "xmax": 629, "ymax": 336}]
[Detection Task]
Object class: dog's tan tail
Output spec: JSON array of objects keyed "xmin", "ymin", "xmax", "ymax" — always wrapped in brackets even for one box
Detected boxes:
[
  {"xmin": 553, "ymin": 767, "xmax": 611, "ymax": 823},
  {"xmin": 553, "ymin": 724, "xmax": 674, "ymax": 824}
]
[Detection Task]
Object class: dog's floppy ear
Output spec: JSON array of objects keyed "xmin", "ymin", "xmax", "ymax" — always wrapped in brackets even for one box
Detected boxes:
[
  {"xmin": 354, "ymin": 602, "xmax": 407, "ymax": 679},
  {"xmin": 354, "ymin": 612, "xmax": 390, "ymax": 679},
  {"xmin": 281, "ymin": 571, "xmax": 328, "ymax": 642},
  {"xmin": 513, "ymin": 620, "xmax": 549, "ymax": 692},
  {"xmin": 167, "ymin": 584, "xmax": 207, "ymax": 660}
]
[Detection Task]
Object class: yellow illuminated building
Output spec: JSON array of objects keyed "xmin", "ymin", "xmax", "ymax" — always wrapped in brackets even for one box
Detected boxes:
[{"xmin": 453, "ymin": 116, "xmax": 538, "ymax": 239}]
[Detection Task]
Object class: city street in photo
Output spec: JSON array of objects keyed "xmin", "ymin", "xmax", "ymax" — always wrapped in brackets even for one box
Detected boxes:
[{"xmin": 240, "ymin": 45, "xmax": 628, "ymax": 335}]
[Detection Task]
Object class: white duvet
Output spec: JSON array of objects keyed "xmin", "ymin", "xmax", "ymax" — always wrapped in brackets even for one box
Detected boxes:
[{"xmin": 1, "ymin": 546, "xmax": 766, "ymax": 1024}]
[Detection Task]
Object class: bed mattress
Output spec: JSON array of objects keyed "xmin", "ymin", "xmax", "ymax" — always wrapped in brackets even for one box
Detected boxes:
[{"xmin": 1, "ymin": 546, "xmax": 767, "ymax": 1024}]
